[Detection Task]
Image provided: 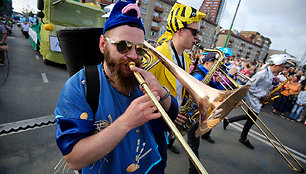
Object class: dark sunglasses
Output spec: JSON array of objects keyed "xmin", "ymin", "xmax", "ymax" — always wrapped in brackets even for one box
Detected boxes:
[
  {"xmin": 184, "ymin": 27, "xmax": 200, "ymax": 36},
  {"xmin": 105, "ymin": 37, "xmax": 146, "ymax": 56}
]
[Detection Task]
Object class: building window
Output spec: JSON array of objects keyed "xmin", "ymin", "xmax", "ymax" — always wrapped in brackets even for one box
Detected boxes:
[
  {"xmin": 151, "ymin": 31, "xmax": 157, "ymax": 37},
  {"xmin": 153, "ymin": 12, "xmax": 159, "ymax": 17},
  {"xmin": 142, "ymin": 0, "xmax": 148, "ymax": 4},
  {"xmin": 160, "ymin": 25, "xmax": 166, "ymax": 35},
  {"xmin": 163, "ymin": 16, "xmax": 167, "ymax": 21},
  {"xmin": 166, "ymin": 6, "xmax": 170, "ymax": 12},
  {"xmin": 141, "ymin": 8, "xmax": 146, "ymax": 14},
  {"xmin": 155, "ymin": 2, "xmax": 162, "ymax": 8},
  {"xmin": 152, "ymin": 21, "xmax": 158, "ymax": 27}
]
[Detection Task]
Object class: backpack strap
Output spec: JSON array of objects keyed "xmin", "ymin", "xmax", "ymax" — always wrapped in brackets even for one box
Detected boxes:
[{"xmin": 84, "ymin": 65, "xmax": 100, "ymax": 116}]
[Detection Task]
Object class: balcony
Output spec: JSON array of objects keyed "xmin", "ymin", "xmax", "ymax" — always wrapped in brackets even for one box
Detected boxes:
[
  {"xmin": 249, "ymin": 47, "xmax": 253, "ymax": 50},
  {"xmin": 151, "ymin": 26, "xmax": 160, "ymax": 31},
  {"xmin": 241, "ymin": 43, "xmax": 245, "ymax": 46},
  {"xmin": 229, "ymin": 39, "xmax": 234, "ymax": 43},
  {"xmin": 153, "ymin": 16, "xmax": 162, "ymax": 22},
  {"xmin": 246, "ymin": 52, "xmax": 250, "ymax": 55},
  {"xmin": 239, "ymin": 49, "xmax": 243, "ymax": 52},
  {"xmin": 154, "ymin": 6, "xmax": 164, "ymax": 13},
  {"xmin": 200, "ymin": 25, "xmax": 204, "ymax": 29}
]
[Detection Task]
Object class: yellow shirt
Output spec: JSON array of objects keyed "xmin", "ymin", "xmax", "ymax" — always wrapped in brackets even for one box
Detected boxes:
[{"xmin": 149, "ymin": 42, "xmax": 191, "ymax": 98}]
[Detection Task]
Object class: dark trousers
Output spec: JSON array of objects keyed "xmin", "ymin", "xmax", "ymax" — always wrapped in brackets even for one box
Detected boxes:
[
  {"xmin": 187, "ymin": 122, "xmax": 200, "ymax": 174},
  {"xmin": 0, "ymin": 50, "xmax": 5, "ymax": 64},
  {"xmin": 228, "ymin": 109, "xmax": 258, "ymax": 140},
  {"xmin": 167, "ymin": 131, "xmax": 175, "ymax": 147},
  {"xmin": 201, "ymin": 130, "xmax": 212, "ymax": 139},
  {"xmin": 274, "ymin": 94, "xmax": 290, "ymax": 113}
]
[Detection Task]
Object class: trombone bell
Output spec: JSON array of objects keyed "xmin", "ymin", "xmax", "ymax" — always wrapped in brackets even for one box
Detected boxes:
[
  {"xmin": 194, "ymin": 86, "xmax": 249, "ymax": 137},
  {"xmin": 143, "ymin": 41, "xmax": 250, "ymax": 137}
]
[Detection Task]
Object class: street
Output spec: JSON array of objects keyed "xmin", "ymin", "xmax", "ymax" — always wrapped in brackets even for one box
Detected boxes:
[{"xmin": 0, "ymin": 25, "xmax": 305, "ymax": 174}]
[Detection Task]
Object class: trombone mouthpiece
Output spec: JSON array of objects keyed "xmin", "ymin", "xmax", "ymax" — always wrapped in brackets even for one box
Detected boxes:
[
  {"xmin": 129, "ymin": 62, "xmax": 136, "ymax": 69},
  {"xmin": 195, "ymin": 42, "xmax": 204, "ymax": 50}
]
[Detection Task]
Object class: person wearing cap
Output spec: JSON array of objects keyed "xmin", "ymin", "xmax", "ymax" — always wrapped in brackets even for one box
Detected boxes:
[
  {"xmin": 54, "ymin": 1, "xmax": 179, "ymax": 173},
  {"xmin": 149, "ymin": 3, "xmax": 205, "ymax": 155},
  {"xmin": 186, "ymin": 52, "xmax": 223, "ymax": 174},
  {"xmin": 223, "ymin": 54, "xmax": 295, "ymax": 149}
]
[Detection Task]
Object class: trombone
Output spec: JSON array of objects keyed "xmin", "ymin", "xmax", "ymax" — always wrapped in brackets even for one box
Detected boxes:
[
  {"xmin": 216, "ymin": 68, "xmax": 304, "ymax": 173},
  {"xmin": 130, "ymin": 41, "xmax": 250, "ymax": 174}
]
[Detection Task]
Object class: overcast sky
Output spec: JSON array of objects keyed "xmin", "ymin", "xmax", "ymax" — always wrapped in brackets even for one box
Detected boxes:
[
  {"xmin": 13, "ymin": 0, "xmax": 306, "ymax": 60},
  {"xmin": 178, "ymin": 0, "xmax": 306, "ymax": 61}
]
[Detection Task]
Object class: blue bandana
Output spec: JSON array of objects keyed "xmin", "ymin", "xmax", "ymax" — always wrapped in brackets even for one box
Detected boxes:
[{"xmin": 103, "ymin": 0, "xmax": 145, "ymax": 34}]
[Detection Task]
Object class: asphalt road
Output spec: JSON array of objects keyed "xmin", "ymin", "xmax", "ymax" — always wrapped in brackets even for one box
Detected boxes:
[{"xmin": 0, "ymin": 25, "xmax": 305, "ymax": 174}]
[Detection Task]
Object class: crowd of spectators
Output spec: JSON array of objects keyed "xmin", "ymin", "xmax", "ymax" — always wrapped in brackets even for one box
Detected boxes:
[{"xmin": 149, "ymin": 41, "xmax": 306, "ymax": 126}]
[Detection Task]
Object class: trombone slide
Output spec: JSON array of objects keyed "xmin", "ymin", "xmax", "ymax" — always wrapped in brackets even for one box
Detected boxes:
[{"xmin": 129, "ymin": 62, "xmax": 208, "ymax": 174}]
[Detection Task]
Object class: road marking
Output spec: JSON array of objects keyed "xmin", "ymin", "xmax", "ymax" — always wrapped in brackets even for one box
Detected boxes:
[
  {"xmin": 41, "ymin": 73, "xmax": 49, "ymax": 83},
  {"xmin": 7, "ymin": 36, "xmax": 16, "ymax": 39},
  {"xmin": 36, "ymin": 55, "xmax": 40, "ymax": 60},
  {"xmin": 0, "ymin": 115, "xmax": 55, "ymax": 137},
  {"xmin": 2, "ymin": 115, "xmax": 305, "ymax": 166},
  {"xmin": 231, "ymin": 122, "xmax": 306, "ymax": 164}
]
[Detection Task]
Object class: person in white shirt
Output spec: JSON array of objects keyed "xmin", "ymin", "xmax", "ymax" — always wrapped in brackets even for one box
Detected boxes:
[
  {"xmin": 223, "ymin": 54, "xmax": 295, "ymax": 149},
  {"xmin": 21, "ymin": 21, "xmax": 29, "ymax": 39}
]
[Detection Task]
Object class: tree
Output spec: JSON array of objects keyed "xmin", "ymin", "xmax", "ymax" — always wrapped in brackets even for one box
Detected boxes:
[{"xmin": 21, "ymin": 4, "xmax": 34, "ymax": 17}]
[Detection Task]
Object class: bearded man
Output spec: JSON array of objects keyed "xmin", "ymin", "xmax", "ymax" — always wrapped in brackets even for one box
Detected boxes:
[{"xmin": 54, "ymin": 1, "xmax": 178, "ymax": 173}]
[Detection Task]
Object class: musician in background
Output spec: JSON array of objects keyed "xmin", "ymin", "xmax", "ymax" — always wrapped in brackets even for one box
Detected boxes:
[
  {"xmin": 149, "ymin": 3, "xmax": 205, "ymax": 155},
  {"xmin": 187, "ymin": 52, "xmax": 223, "ymax": 174},
  {"xmin": 223, "ymin": 54, "xmax": 295, "ymax": 149},
  {"xmin": 54, "ymin": 1, "xmax": 178, "ymax": 173}
]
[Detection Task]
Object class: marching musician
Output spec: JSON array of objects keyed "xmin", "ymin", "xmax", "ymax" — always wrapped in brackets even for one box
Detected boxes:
[
  {"xmin": 54, "ymin": 1, "xmax": 178, "ymax": 173},
  {"xmin": 186, "ymin": 52, "xmax": 224, "ymax": 174},
  {"xmin": 223, "ymin": 54, "xmax": 295, "ymax": 149},
  {"xmin": 149, "ymin": 3, "xmax": 206, "ymax": 156}
]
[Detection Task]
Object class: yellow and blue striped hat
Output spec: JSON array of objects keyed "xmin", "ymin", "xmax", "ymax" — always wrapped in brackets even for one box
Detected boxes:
[{"xmin": 158, "ymin": 3, "xmax": 206, "ymax": 43}]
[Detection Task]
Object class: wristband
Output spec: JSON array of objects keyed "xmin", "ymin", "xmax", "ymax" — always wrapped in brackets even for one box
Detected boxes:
[{"xmin": 159, "ymin": 86, "xmax": 170, "ymax": 102}]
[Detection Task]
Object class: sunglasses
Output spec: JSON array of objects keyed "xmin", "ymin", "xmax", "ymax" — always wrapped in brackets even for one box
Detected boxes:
[
  {"xmin": 105, "ymin": 37, "xmax": 146, "ymax": 56},
  {"xmin": 184, "ymin": 27, "xmax": 200, "ymax": 36}
]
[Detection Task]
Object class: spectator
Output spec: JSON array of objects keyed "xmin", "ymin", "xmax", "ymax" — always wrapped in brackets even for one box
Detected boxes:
[
  {"xmin": 0, "ymin": 22, "xmax": 8, "ymax": 66},
  {"xmin": 289, "ymin": 85, "xmax": 306, "ymax": 121},
  {"xmin": 21, "ymin": 21, "xmax": 29, "ymax": 39},
  {"xmin": 273, "ymin": 74, "xmax": 302, "ymax": 117}
]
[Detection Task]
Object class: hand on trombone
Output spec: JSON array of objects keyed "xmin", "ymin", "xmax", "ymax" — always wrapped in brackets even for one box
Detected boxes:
[
  {"xmin": 120, "ymin": 65, "xmax": 175, "ymax": 130},
  {"xmin": 131, "ymin": 66, "xmax": 170, "ymax": 103},
  {"xmin": 262, "ymin": 93, "xmax": 271, "ymax": 101},
  {"xmin": 174, "ymin": 114, "xmax": 187, "ymax": 126},
  {"xmin": 235, "ymin": 101, "xmax": 243, "ymax": 108},
  {"xmin": 228, "ymin": 67, "xmax": 238, "ymax": 76}
]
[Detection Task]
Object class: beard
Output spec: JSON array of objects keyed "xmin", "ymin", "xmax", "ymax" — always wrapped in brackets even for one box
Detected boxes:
[{"xmin": 103, "ymin": 45, "xmax": 141, "ymax": 94}]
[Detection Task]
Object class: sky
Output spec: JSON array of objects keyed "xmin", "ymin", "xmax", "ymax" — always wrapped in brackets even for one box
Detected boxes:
[
  {"xmin": 12, "ymin": 0, "xmax": 306, "ymax": 61},
  {"xmin": 178, "ymin": 0, "xmax": 306, "ymax": 61}
]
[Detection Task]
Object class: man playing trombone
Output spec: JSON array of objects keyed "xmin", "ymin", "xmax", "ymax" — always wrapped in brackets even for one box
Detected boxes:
[
  {"xmin": 223, "ymin": 54, "xmax": 295, "ymax": 149},
  {"xmin": 54, "ymin": 1, "xmax": 178, "ymax": 173}
]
